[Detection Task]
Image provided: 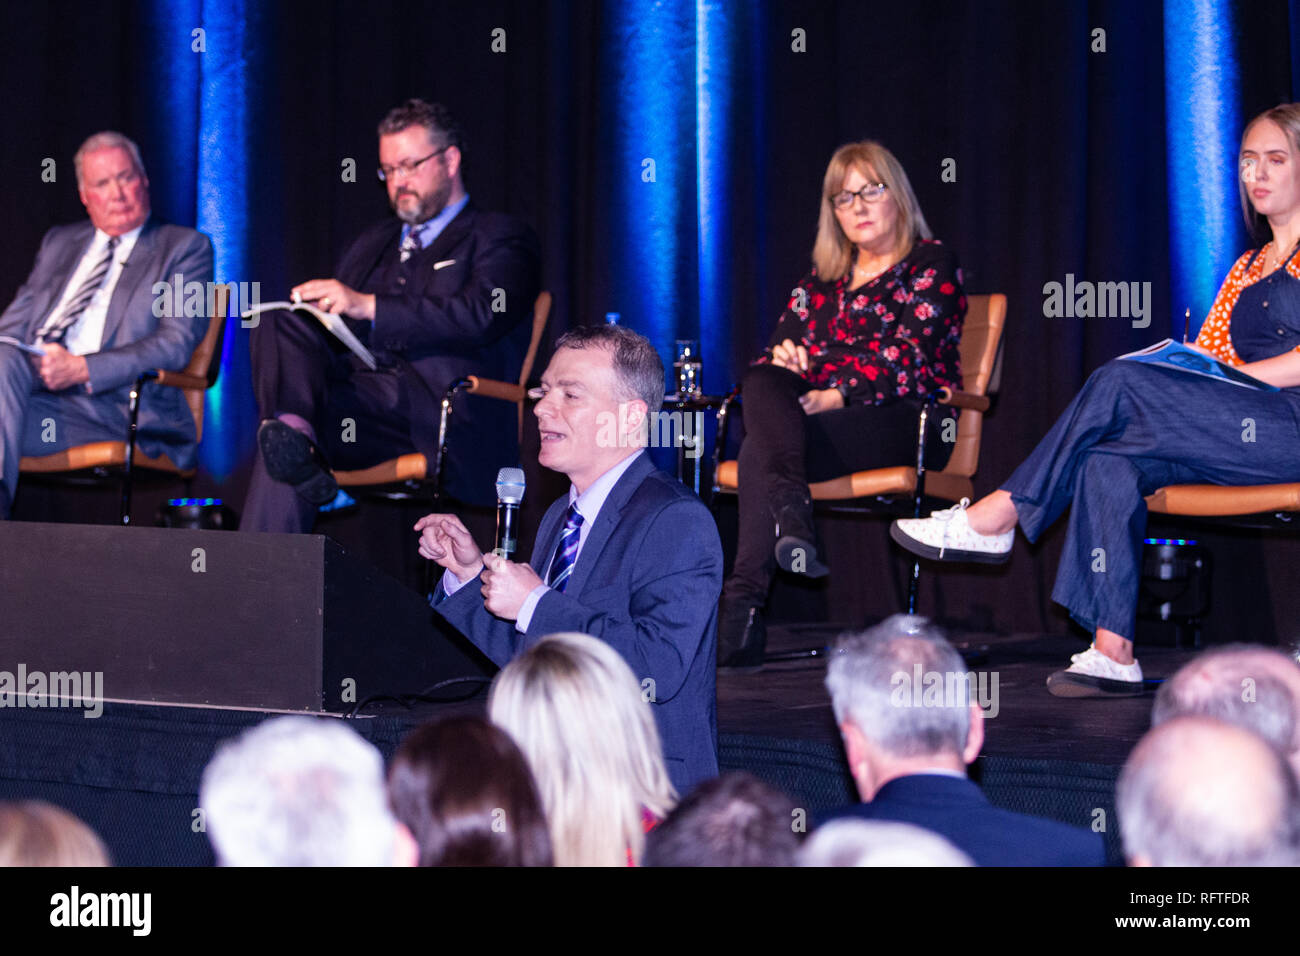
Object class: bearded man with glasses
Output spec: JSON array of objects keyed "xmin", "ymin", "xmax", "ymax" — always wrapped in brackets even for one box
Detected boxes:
[{"xmin": 243, "ymin": 99, "xmax": 540, "ymax": 532}]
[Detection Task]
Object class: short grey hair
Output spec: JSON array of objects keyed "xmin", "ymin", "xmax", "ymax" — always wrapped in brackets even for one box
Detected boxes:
[
  {"xmin": 1151, "ymin": 644, "xmax": 1299, "ymax": 755},
  {"xmin": 824, "ymin": 614, "xmax": 971, "ymax": 757},
  {"xmin": 1116, "ymin": 716, "xmax": 1300, "ymax": 867},
  {"xmin": 74, "ymin": 131, "xmax": 147, "ymax": 187},
  {"xmin": 799, "ymin": 819, "xmax": 973, "ymax": 867},
  {"xmin": 200, "ymin": 716, "xmax": 399, "ymax": 867},
  {"xmin": 554, "ymin": 324, "xmax": 665, "ymax": 413}
]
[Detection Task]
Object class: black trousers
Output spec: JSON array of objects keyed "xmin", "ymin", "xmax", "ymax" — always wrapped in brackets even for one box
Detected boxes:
[
  {"xmin": 727, "ymin": 363, "xmax": 956, "ymax": 602},
  {"xmin": 241, "ymin": 309, "xmax": 422, "ymax": 533}
]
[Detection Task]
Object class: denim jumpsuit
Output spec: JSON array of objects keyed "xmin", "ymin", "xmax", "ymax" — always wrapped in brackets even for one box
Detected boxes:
[{"xmin": 1001, "ymin": 250, "xmax": 1300, "ymax": 641}]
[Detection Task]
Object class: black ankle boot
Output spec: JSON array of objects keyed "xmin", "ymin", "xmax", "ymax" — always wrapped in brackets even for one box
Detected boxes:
[
  {"xmin": 771, "ymin": 488, "xmax": 828, "ymax": 578},
  {"xmin": 717, "ymin": 600, "xmax": 767, "ymax": 673}
]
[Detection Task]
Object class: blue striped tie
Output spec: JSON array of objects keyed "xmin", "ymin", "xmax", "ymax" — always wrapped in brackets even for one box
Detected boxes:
[
  {"xmin": 546, "ymin": 504, "xmax": 584, "ymax": 593},
  {"xmin": 40, "ymin": 236, "xmax": 119, "ymax": 346}
]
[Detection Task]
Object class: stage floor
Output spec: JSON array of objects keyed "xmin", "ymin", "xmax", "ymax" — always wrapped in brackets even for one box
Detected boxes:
[{"xmin": 720, "ymin": 623, "xmax": 1191, "ymax": 765}]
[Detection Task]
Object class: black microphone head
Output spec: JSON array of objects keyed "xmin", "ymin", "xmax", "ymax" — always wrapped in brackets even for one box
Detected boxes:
[{"xmin": 496, "ymin": 467, "xmax": 525, "ymax": 505}]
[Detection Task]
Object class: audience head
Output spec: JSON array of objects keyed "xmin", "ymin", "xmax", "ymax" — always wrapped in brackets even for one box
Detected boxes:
[
  {"xmin": 74, "ymin": 131, "xmax": 151, "ymax": 236},
  {"xmin": 1239, "ymin": 102, "xmax": 1300, "ymax": 239},
  {"xmin": 0, "ymin": 801, "xmax": 110, "ymax": 867},
  {"xmin": 799, "ymin": 819, "xmax": 973, "ymax": 867},
  {"xmin": 1152, "ymin": 643, "xmax": 1300, "ymax": 775},
  {"xmin": 1117, "ymin": 716, "xmax": 1300, "ymax": 867},
  {"xmin": 376, "ymin": 98, "xmax": 465, "ymax": 224},
  {"xmin": 488, "ymin": 632, "xmax": 676, "ymax": 866},
  {"xmin": 642, "ymin": 772, "xmax": 800, "ymax": 867},
  {"xmin": 387, "ymin": 715, "xmax": 552, "ymax": 866},
  {"xmin": 825, "ymin": 614, "xmax": 983, "ymax": 801},
  {"xmin": 814, "ymin": 140, "xmax": 932, "ymax": 279},
  {"xmin": 201, "ymin": 716, "xmax": 417, "ymax": 867}
]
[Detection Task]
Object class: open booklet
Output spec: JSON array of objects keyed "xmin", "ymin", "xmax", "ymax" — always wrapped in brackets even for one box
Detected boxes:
[
  {"xmin": 1118, "ymin": 338, "xmax": 1279, "ymax": 392},
  {"xmin": 0, "ymin": 336, "xmax": 46, "ymax": 356},
  {"xmin": 239, "ymin": 300, "xmax": 377, "ymax": 370}
]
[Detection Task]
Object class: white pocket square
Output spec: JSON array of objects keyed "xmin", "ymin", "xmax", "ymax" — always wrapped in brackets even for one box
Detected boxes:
[{"xmin": 433, "ymin": 259, "xmax": 457, "ymax": 270}]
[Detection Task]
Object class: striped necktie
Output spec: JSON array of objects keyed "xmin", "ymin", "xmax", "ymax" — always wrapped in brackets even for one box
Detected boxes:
[
  {"xmin": 40, "ymin": 236, "xmax": 120, "ymax": 346},
  {"xmin": 399, "ymin": 223, "xmax": 423, "ymax": 263},
  {"xmin": 546, "ymin": 503, "xmax": 584, "ymax": 593}
]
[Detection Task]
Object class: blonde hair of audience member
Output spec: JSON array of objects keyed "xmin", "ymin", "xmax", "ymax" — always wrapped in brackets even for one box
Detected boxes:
[
  {"xmin": 0, "ymin": 801, "xmax": 110, "ymax": 867},
  {"xmin": 812, "ymin": 140, "xmax": 933, "ymax": 280},
  {"xmin": 488, "ymin": 632, "xmax": 677, "ymax": 866}
]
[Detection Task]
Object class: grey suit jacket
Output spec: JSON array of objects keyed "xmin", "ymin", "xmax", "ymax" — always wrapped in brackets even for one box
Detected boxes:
[{"xmin": 0, "ymin": 219, "xmax": 215, "ymax": 467}]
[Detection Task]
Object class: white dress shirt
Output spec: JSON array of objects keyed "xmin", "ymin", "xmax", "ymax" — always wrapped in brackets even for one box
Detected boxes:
[
  {"xmin": 37, "ymin": 225, "xmax": 144, "ymax": 356},
  {"xmin": 441, "ymin": 449, "xmax": 647, "ymax": 632}
]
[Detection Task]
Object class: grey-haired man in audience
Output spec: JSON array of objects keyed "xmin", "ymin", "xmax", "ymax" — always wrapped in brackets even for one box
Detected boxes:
[
  {"xmin": 1117, "ymin": 716, "xmax": 1300, "ymax": 866},
  {"xmin": 1151, "ymin": 643, "xmax": 1300, "ymax": 778},
  {"xmin": 819, "ymin": 614, "xmax": 1105, "ymax": 866},
  {"xmin": 201, "ymin": 716, "xmax": 417, "ymax": 867}
]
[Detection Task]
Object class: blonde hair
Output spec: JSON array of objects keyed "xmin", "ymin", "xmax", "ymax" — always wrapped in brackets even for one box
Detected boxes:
[
  {"xmin": 1239, "ymin": 103, "xmax": 1300, "ymax": 241},
  {"xmin": 812, "ymin": 141, "xmax": 932, "ymax": 281},
  {"xmin": 0, "ymin": 801, "xmax": 110, "ymax": 867},
  {"xmin": 488, "ymin": 632, "xmax": 677, "ymax": 866}
]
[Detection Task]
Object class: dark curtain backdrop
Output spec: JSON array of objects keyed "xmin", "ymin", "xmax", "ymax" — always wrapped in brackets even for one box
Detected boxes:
[{"xmin": 2, "ymin": 0, "xmax": 1298, "ymax": 643}]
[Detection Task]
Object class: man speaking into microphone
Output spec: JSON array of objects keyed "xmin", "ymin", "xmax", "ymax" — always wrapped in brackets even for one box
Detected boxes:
[{"xmin": 416, "ymin": 325, "xmax": 723, "ymax": 792}]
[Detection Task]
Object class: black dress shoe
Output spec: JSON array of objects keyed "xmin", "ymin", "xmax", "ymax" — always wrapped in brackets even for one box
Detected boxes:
[
  {"xmin": 257, "ymin": 419, "xmax": 339, "ymax": 506},
  {"xmin": 771, "ymin": 488, "xmax": 828, "ymax": 578},
  {"xmin": 717, "ymin": 600, "xmax": 767, "ymax": 674}
]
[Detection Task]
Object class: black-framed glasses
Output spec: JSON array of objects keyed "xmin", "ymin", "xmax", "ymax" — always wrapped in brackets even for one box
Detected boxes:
[
  {"xmin": 831, "ymin": 183, "xmax": 889, "ymax": 208},
  {"xmin": 377, "ymin": 146, "xmax": 449, "ymax": 182}
]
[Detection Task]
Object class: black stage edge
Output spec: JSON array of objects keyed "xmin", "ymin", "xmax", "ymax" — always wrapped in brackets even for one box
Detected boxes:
[{"xmin": 0, "ymin": 521, "xmax": 492, "ymax": 713}]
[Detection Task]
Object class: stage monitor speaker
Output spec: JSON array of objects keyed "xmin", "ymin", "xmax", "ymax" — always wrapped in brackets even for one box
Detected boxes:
[{"xmin": 0, "ymin": 521, "xmax": 494, "ymax": 712}]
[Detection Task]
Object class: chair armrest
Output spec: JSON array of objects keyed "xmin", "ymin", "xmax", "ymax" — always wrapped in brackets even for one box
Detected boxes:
[
  {"xmin": 153, "ymin": 370, "xmax": 209, "ymax": 391},
  {"xmin": 465, "ymin": 375, "xmax": 526, "ymax": 404},
  {"xmin": 937, "ymin": 387, "xmax": 990, "ymax": 412}
]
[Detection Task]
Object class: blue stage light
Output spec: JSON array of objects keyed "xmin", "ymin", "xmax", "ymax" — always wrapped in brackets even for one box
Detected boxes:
[{"xmin": 1164, "ymin": 0, "xmax": 1245, "ymax": 337}]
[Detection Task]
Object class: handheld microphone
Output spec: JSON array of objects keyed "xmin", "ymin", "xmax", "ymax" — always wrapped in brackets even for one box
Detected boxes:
[{"xmin": 494, "ymin": 467, "xmax": 526, "ymax": 559}]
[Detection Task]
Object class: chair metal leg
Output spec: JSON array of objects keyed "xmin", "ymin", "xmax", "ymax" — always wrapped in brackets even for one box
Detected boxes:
[
  {"xmin": 907, "ymin": 398, "xmax": 936, "ymax": 614},
  {"xmin": 120, "ymin": 372, "xmax": 155, "ymax": 527}
]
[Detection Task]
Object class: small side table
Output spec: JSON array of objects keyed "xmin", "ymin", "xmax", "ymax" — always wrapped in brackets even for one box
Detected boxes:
[{"xmin": 660, "ymin": 393, "xmax": 728, "ymax": 497}]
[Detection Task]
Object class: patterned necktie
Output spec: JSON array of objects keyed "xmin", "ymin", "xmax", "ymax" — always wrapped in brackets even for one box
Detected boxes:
[
  {"xmin": 399, "ymin": 223, "xmax": 422, "ymax": 263},
  {"xmin": 546, "ymin": 503, "xmax": 584, "ymax": 593},
  {"xmin": 40, "ymin": 236, "xmax": 120, "ymax": 346}
]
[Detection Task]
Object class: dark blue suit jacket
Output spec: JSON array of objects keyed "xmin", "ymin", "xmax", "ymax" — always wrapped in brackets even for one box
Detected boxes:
[
  {"xmin": 335, "ymin": 202, "xmax": 539, "ymax": 506},
  {"xmin": 435, "ymin": 452, "xmax": 723, "ymax": 793},
  {"xmin": 821, "ymin": 774, "xmax": 1106, "ymax": 867}
]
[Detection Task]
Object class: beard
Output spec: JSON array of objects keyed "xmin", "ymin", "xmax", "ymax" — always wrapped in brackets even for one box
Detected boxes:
[{"xmin": 392, "ymin": 180, "xmax": 452, "ymax": 225}]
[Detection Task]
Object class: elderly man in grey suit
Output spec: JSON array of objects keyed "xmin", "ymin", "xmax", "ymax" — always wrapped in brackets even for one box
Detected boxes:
[{"xmin": 0, "ymin": 131, "xmax": 213, "ymax": 518}]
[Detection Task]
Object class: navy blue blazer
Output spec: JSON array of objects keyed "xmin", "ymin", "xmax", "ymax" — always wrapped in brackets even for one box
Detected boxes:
[
  {"xmin": 335, "ymin": 202, "xmax": 539, "ymax": 506},
  {"xmin": 435, "ymin": 452, "xmax": 723, "ymax": 793},
  {"xmin": 821, "ymin": 774, "xmax": 1106, "ymax": 867}
]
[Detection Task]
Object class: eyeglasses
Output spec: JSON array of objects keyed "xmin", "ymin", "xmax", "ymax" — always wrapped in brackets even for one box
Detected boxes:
[
  {"xmin": 377, "ymin": 146, "xmax": 449, "ymax": 182},
  {"xmin": 830, "ymin": 183, "xmax": 889, "ymax": 208}
]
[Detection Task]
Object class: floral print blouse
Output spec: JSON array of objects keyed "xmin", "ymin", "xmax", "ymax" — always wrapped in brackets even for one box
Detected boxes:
[{"xmin": 756, "ymin": 238, "xmax": 966, "ymax": 406}]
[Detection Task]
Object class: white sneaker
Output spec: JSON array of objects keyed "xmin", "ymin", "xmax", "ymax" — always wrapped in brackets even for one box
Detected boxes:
[
  {"xmin": 889, "ymin": 498, "xmax": 1014, "ymax": 564},
  {"xmin": 1047, "ymin": 646, "xmax": 1145, "ymax": 698}
]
